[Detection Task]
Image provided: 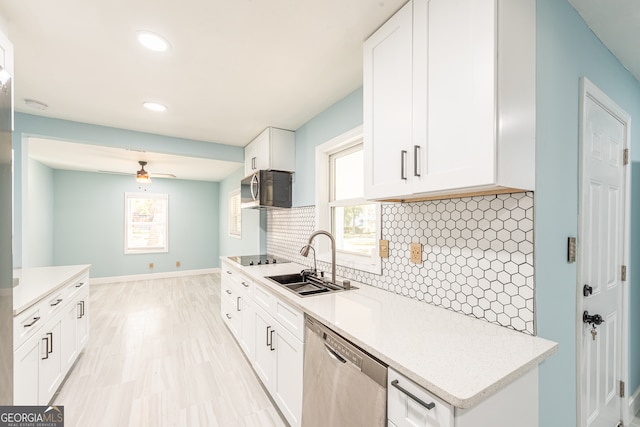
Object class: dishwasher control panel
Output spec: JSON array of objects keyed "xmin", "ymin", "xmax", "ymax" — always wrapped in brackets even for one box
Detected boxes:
[{"xmin": 325, "ymin": 333, "xmax": 363, "ymax": 368}]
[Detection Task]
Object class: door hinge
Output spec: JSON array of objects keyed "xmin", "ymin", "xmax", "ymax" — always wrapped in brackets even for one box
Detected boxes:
[
  {"xmin": 619, "ymin": 380, "xmax": 625, "ymax": 398},
  {"xmin": 621, "ymin": 265, "xmax": 627, "ymax": 282},
  {"xmin": 623, "ymin": 148, "xmax": 629, "ymax": 165}
]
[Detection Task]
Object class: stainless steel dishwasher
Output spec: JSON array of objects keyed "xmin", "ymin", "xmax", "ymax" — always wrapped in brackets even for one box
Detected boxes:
[{"xmin": 302, "ymin": 316, "xmax": 387, "ymax": 427}]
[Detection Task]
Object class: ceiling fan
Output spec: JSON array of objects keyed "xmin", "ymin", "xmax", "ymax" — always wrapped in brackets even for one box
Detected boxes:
[{"xmin": 98, "ymin": 160, "xmax": 177, "ymax": 182}]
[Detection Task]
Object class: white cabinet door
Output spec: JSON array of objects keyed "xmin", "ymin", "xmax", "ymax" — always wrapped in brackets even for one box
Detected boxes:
[
  {"xmin": 363, "ymin": 0, "xmax": 414, "ymax": 200},
  {"xmin": 39, "ymin": 320, "xmax": 63, "ymax": 404},
  {"xmin": 244, "ymin": 137, "xmax": 260, "ymax": 176},
  {"xmin": 60, "ymin": 301, "xmax": 78, "ymax": 373},
  {"xmin": 252, "ymin": 307, "xmax": 275, "ymax": 389},
  {"xmin": 272, "ymin": 325, "xmax": 303, "ymax": 427},
  {"xmin": 13, "ymin": 335, "xmax": 40, "ymax": 405},
  {"xmin": 416, "ymin": 0, "xmax": 496, "ymax": 193},
  {"xmin": 238, "ymin": 294, "xmax": 255, "ymax": 360}
]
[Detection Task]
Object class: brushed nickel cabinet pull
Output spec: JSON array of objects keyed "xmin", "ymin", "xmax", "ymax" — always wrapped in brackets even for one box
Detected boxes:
[
  {"xmin": 50, "ymin": 298, "xmax": 63, "ymax": 307},
  {"xmin": 226, "ymin": 289, "xmax": 232, "ymax": 295},
  {"xmin": 225, "ymin": 313, "xmax": 232, "ymax": 320},
  {"xmin": 41, "ymin": 337, "xmax": 49, "ymax": 360},
  {"xmin": 391, "ymin": 379, "xmax": 435, "ymax": 410},
  {"xmin": 266, "ymin": 326, "xmax": 272, "ymax": 347},
  {"xmin": 236, "ymin": 296, "xmax": 241, "ymax": 312},
  {"xmin": 24, "ymin": 317, "xmax": 40, "ymax": 327},
  {"xmin": 270, "ymin": 329, "xmax": 275, "ymax": 351},
  {"xmin": 47, "ymin": 332, "xmax": 53, "ymax": 354},
  {"xmin": 401, "ymin": 150, "xmax": 408, "ymax": 180},
  {"xmin": 414, "ymin": 145, "xmax": 421, "ymax": 177}
]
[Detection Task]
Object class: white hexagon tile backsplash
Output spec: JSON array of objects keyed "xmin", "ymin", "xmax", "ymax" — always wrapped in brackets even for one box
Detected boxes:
[{"xmin": 266, "ymin": 192, "xmax": 535, "ymax": 335}]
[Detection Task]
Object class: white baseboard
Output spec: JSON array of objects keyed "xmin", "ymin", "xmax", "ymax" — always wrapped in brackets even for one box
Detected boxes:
[
  {"xmin": 629, "ymin": 385, "xmax": 640, "ymax": 419},
  {"xmin": 90, "ymin": 268, "xmax": 220, "ymax": 285}
]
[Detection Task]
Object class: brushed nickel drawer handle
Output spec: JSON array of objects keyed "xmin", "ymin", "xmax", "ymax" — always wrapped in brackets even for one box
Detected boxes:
[
  {"xmin": 241, "ymin": 281, "xmax": 249, "ymax": 288},
  {"xmin": 225, "ymin": 313, "xmax": 232, "ymax": 320},
  {"xmin": 225, "ymin": 289, "xmax": 232, "ymax": 295},
  {"xmin": 50, "ymin": 298, "xmax": 63, "ymax": 307},
  {"xmin": 400, "ymin": 150, "xmax": 408, "ymax": 180},
  {"xmin": 391, "ymin": 379, "xmax": 435, "ymax": 410},
  {"xmin": 24, "ymin": 317, "xmax": 40, "ymax": 327},
  {"xmin": 75, "ymin": 282, "xmax": 85, "ymax": 288}
]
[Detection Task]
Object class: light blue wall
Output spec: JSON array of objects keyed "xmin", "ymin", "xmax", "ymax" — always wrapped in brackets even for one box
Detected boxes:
[
  {"xmin": 25, "ymin": 158, "xmax": 54, "ymax": 267},
  {"xmin": 218, "ymin": 167, "xmax": 262, "ymax": 257},
  {"xmin": 12, "ymin": 113, "xmax": 243, "ymax": 269},
  {"xmin": 53, "ymin": 170, "xmax": 219, "ymax": 278},
  {"xmin": 536, "ymin": 0, "xmax": 640, "ymax": 424},
  {"xmin": 293, "ymin": 87, "xmax": 363, "ymax": 207}
]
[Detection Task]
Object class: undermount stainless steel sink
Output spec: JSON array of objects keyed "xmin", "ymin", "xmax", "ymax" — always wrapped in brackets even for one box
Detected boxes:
[{"xmin": 265, "ymin": 273, "xmax": 356, "ymax": 297}]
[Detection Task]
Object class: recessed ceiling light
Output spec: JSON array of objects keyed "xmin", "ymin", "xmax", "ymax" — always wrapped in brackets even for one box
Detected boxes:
[
  {"xmin": 24, "ymin": 99, "xmax": 48, "ymax": 110},
  {"xmin": 136, "ymin": 31, "xmax": 170, "ymax": 52},
  {"xmin": 143, "ymin": 101, "xmax": 167, "ymax": 112}
]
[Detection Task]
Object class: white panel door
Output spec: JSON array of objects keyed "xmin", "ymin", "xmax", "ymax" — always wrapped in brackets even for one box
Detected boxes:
[
  {"xmin": 579, "ymin": 78, "xmax": 629, "ymax": 427},
  {"xmin": 363, "ymin": 0, "xmax": 413, "ymax": 199}
]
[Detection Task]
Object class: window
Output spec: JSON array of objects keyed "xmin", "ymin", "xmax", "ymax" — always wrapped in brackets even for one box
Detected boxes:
[
  {"xmin": 229, "ymin": 188, "xmax": 241, "ymax": 238},
  {"xmin": 125, "ymin": 193, "xmax": 168, "ymax": 254},
  {"xmin": 329, "ymin": 145, "xmax": 377, "ymax": 256},
  {"xmin": 315, "ymin": 125, "xmax": 381, "ymax": 274}
]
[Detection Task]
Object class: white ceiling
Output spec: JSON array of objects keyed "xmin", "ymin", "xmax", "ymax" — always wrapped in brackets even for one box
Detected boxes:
[
  {"xmin": 1, "ymin": 0, "xmax": 638, "ymax": 182},
  {"xmin": 569, "ymin": 0, "xmax": 640, "ymax": 82},
  {"xmin": 0, "ymin": 0, "xmax": 405, "ymax": 147}
]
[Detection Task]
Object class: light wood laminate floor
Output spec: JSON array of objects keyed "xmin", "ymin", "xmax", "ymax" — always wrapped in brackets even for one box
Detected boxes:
[{"xmin": 53, "ymin": 273, "xmax": 287, "ymax": 427}]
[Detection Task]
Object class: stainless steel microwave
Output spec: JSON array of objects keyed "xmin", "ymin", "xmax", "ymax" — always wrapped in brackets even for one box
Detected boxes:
[{"xmin": 241, "ymin": 170, "xmax": 292, "ymax": 209}]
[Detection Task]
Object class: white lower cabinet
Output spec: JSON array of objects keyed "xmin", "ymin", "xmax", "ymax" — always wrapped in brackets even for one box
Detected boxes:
[
  {"xmin": 13, "ymin": 334, "xmax": 40, "ymax": 405},
  {"xmin": 13, "ymin": 270, "xmax": 91, "ymax": 405},
  {"xmin": 388, "ymin": 368, "xmax": 453, "ymax": 427},
  {"xmin": 388, "ymin": 367, "xmax": 539, "ymax": 427},
  {"xmin": 252, "ymin": 305, "xmax": 303, "ymax": 427},
  {"xmin": 220, "ymin": 261, "xmax": 303, "ymax": 427},
  {"xmin": 39, "ymin": 320, "xmax": 63, "ymax": 404}
]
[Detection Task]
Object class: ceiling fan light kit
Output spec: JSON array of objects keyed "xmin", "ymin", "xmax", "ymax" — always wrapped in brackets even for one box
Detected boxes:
[{"xmin": 136, "ymin": 161, "xmax": 152, "ymax": 184}]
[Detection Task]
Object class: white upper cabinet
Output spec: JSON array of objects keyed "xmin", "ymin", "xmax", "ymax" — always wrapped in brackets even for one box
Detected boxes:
[
  {"xmin": 364, "ymin": 0, "xmax": 535, "ymax": 201},
  {"xmin": 244, "ymin": 127, "xmax": 296, "ymax": 177}
]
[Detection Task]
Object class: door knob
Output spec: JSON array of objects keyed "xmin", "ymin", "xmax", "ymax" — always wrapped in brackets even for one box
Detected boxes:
[{"xmin": 583, "ymin": 311, "xmax": 604, "ymax": 326}]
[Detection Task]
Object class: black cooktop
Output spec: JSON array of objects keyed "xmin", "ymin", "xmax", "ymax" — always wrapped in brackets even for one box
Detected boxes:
[{"xmin": 228, "ymin": 254, "xmax": 291, "ymax": 266}]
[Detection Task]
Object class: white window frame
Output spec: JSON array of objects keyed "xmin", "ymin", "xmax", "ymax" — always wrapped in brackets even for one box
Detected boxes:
[
  {"xmin": 124, "ymin": 192, "xmax": 169, "ymax": 254},
  {"xmin": 315, "ymin": 125, "xmax": 381, "ymax": 274},
  {"xmin": 228, "ymin": 188, "xmax": 242, "ymax": 239}
]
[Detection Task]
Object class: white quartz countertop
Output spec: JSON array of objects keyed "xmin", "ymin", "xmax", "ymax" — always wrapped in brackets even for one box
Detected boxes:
[
  {"xmin": 221, "ymin": 257, "xmax": 558, "ymax": 409},
  {"xmin": 13, "ymin": 264, "xmax": 91, "ymax": 316}
]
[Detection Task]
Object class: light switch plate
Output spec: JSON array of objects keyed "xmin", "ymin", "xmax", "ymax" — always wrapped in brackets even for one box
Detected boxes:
[
  {"xmin": 379, "ymin": 239, "xmax": 389, "ymax": 258},
  {"xmin": 410, "ymin": 243, "xmax": 422, "ymax": 264}
]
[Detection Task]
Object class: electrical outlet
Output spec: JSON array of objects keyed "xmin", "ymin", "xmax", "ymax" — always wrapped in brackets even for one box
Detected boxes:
[
  {"xmin": 410, "ymin": 243, "xmax": 422, "ymax": 264},
  {"xmin": 176, "ymin": 261, "xmax": 181, "ymax": 267},
  {"xmin": 379, "ymin": 239, "xmax": 389, "ymax": 258},
  {"xmin": 149, "ymin": 262, "xmax": 154, "ymax": 269}
]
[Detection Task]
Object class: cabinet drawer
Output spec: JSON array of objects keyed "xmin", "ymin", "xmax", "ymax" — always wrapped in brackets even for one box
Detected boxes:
[
  {"xmin": 14, "ymin": 304, "xmax": 45, "ymax": 349},
  {"xmin": 65, "ymin": 273, "xmax": 89, "ymax": 301},
  {"xmin": 273, "ymin": 297, "xmax": 303, "ymax": 341},
  {"xmin": 253, "ymin": 283, "xmax": 274, "ymax": 313},
  {"xmin": 388, "ymin": 368, "xmax": 453, "ymax": 427},
  {"xmin": 45, "ymin": 291, "xmax": 66, "ymax": 317}
]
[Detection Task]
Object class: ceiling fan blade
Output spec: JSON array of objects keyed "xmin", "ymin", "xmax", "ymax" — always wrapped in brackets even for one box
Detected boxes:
[
  {"xmin": 97, "ymin": 170, "xmax": 134, "ymax": 175},
  {"xmin": 150, "ymin": 173, "xmax": 177, "ymax": 179}
]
